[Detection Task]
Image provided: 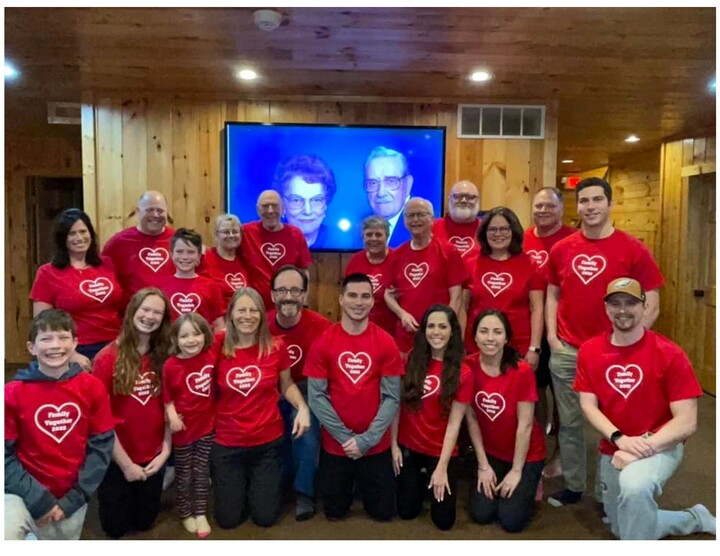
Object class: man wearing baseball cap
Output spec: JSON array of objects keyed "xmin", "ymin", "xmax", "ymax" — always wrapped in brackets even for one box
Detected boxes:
[{"xmin": 572, "ymin": 277, "xmax": 715, "ymax": 539}]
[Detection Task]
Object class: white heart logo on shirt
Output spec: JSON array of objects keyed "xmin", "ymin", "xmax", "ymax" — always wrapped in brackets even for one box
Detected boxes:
[
  {"xmin": 337, "ymin": 351, "xmax": 372, "ymax": 385},
  {"xmin": 224, "ymin": 272, "xmax": 246, "ymax": 290},
  {"xmin": 287, "ymin": 344, "xmax": 303, "ymax": 368},
  {"xmin": 139, "ymin": 247, "xmax": 170, "ymax": 273},
  {"xmin": 261, "ymin": 243, "xmax": 286, "ymax": 265},
  {"xmin": 131, "ymin": 372, "xmax": 156, "ymax": 406},
  {"xmin": 403, "ymin": 263, "xmax": 429, "ymax": 288},
  {"xmin": 226, "ymin": 366, "xmax": 262, "ymax": 397},
  {"xmin": 606, "ymin": 364, "xmax": 643, "ymax": 399},
  {"xmin": 449, "ymin": 236, "xmax": 475, "ymax": 257},
  {"xmin": 571, "ymin": 254, "xmax": 607, "ymax": 285},
  {"xmin": 185, "ymin": 365, "xmax": 213, "ymax": 398},
  {"xmin": 475, "ymin": 391, "xmax": 506, "ymax": 422},
  {"xmin": 79, "ymin": 277, "xmax": 113, "ymax": 303},
  {"xmin": 481, "ymin": 272, "xmax": 513, "ymax": 297},
  {"xmin": 422, "ymin": 375, "xmax": 441, "ymax": 399},
  {"xmin": 367, "ymin": 274, "xmax": 383, "ymax": 294},
  {"xmin": 171, "ymin": 293, "xmax": 202, "ymax": 315},
  {"xmin": 34, "ymin": 402, "xmax": 81, "ymax": 444},
  {"xmin": 527, "ymin": 250, "xmax": 549, "ymax": 268}
]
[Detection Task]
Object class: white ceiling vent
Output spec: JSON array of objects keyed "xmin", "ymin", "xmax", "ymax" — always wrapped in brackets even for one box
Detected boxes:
[{"xmin": 458, "ymin": 104, "xmax": 545, "ymax": 139}]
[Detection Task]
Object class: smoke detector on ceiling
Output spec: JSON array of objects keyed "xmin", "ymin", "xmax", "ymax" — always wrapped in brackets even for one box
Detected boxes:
[{"xmin": 253, "ymin": 9, "xmax": 282, "ymax": 31}]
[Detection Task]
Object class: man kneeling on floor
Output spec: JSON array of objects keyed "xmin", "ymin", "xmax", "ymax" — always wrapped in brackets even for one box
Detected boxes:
[{"xmin": 574, "ymin": 277, "xmax": 715, "ymax": 540}]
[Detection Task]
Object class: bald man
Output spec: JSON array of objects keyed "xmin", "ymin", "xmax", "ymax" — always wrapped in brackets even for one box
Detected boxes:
[
  {"xmin": 241, "ymin": 190, "xmax": 313, "ymax": 308},
  {"xmin": 101, "ymin": 190, "xmax": 175, "ymax": 305},
  {"xmin": 432, "ymin": 180, "xmax": 483, "ymax": 271}
]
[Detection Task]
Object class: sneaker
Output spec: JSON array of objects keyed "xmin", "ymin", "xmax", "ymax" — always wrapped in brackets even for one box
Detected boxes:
[
  {"xmin": 687, "ymin": 504, "xmax": 716, "ymax": 534},
  {"xmin": 547, "ymin": 488, "xmax": 582, "ymax": 507},
  {"xmin": 162, "ymin": 466, "xmax": 175, "ymax": 491},
  {"xmin": 296, "ymin": 493, "xmax": 316, "ymax": 522}
]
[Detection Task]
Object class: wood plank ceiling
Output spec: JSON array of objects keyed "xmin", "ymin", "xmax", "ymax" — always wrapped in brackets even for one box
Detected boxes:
[{"xmin": 4, "ymin": 7, "xmax": 716, "ymax": 171}]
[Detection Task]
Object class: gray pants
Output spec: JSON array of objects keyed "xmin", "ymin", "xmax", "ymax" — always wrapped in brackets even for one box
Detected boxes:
[{"xmin": 4, "ymin": 494, "xmax": 87, "ymax": 540}]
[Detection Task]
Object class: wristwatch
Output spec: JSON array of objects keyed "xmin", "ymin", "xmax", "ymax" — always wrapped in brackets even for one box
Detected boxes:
[
  {"xmin": 528, "ymin": 346, "xmax": 541, "ymax": 354},
  {"xmin": 610, "ymin": 430, "xmax": 624, "ymax": 446}
]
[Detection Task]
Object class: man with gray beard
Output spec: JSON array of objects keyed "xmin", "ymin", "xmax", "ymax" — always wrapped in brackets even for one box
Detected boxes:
[
  {"xmin": 432, "ymin": 180, "xmax": 483, "ymax": 271},
  {"xmin": 267, "ymin": 265, "xmax": 331, "ymax": 521}
]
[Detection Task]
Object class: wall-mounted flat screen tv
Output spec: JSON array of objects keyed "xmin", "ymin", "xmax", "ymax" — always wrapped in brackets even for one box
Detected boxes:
[{"xmin": 225, "ymin": 122, "xmax": 446, "ymax": 252}]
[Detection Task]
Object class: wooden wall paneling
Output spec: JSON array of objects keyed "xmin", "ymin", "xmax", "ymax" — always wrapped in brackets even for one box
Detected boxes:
[
  {"xmin": 95, "ymin": 98, "xmax": 125, "ymax": 244},
  {"xmin": 316, "ymin": 101, "xmax": 345, "ymax": 124},
  {"xmin": 438, "ymin": 104, "xmax": 460, "ymax": 196},
  {"xmin": 197, "ymin": 102, "xmax": 226, "ymax": 241},
  {"xmin": 170, "ymin": 102, "xmax": 200, "ymax": 231},
  {"xmin": 245, "ymin": 101, "xmax": 271, "ymax": 123},
  {"xmin": 504, "ymin": 140, "xmax": 532, "ymax": 229},
  {"xmin": 528, "ymin": 139, "xmax": 545, "ymax": 192},
  {"xmin": 705, "ymin": 136, "xmax": 715, "ymax": 163},
  {"xmin": 676, "ymin": 173, "xmax": 698, "ymax": 359},
  {"xmin": 145, "ymin": 99, "xmax": 174, "ymax": 233},
  {"xmin": 81, "ymin": 100, "xmax": 98, "ymax": 223},
  {"xmin": 481, "ymin": 140, "xmax": 507, "ymax": 210},
  {"xmin": 121, "ymin": 98, "xmax": 148, "ymax": 222},
  {"xmin": 542, "ymin": 99, "xmax": 559, "ymax": 191},
  {"xmin": 364, "ymin": 103, "xmax": 389, "ymax": 126}
]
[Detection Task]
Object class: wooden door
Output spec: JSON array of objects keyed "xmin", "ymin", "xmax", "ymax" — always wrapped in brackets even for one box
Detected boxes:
[{"xmin": 683, "ymin": 173, "xmax": 715, "ymax": 394}]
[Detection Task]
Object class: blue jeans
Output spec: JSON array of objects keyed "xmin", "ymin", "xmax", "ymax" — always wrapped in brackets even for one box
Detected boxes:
[
  {"xmin": 279, "ymin": 382, "xmax": 320, "ymax": 498},
  {"xmin": 600, "ymin": 443, "xmax": 703, "ymax": 540}
]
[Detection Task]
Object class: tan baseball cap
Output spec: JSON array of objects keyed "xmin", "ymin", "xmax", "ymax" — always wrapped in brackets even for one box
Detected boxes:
[{"xmin": 604, "ymin": 277, "xmax": 645, "ymax": 302}]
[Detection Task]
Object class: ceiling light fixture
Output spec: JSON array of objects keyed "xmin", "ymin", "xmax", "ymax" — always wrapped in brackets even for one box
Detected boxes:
[
  {"xmin": 561, "ymin": 159, "xmax": 574, "ymax": 164},
  {"xmin": 709, "ymin": 78, "xmax": 716, "ymax": 93},
  {"xmin": 237, "ymin": 69, "xmax": 258, "ymax": 81},
  {"xmin": 469, "ymin": 71, "xmax": 492, "ymax": 83},
  {"xmin": 624, "ymin": 135, "xmax": 640, "ymax": 143},
  {"xmin": 5, "ymin": 61, "xmax": 20, "ymax": 81}
]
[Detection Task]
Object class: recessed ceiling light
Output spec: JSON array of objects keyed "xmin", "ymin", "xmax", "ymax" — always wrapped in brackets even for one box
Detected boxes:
[
  {"xmin": 625, "ymin": 135, "xmax": 640, "ymax": 143},
  {"xmin": 709, "ymin": 78, "xmax": 716, "ymax": 93},
  {"xmin": 561, "ymin": 159, "xmax": 574, "ymax": 164},
  {"xmin": 469, "ymin": 71, "xmax": 492, "ymax": 83},
  {"xmin": 5, "ymin": 62, "xmax": 20, "ymax": 81},
  {"xmin": 237, "ymin": 69, "xmax": 258, "ymax": 81}
]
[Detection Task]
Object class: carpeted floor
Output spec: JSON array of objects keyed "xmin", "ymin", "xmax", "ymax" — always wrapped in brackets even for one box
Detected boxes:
[{"xmin": 77, "ymin": 395, "xmax": 717, "ymax": 541}]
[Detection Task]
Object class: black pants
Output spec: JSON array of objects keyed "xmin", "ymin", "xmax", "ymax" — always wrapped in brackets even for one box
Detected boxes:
[
  {"xmin": 210, "ymin": 437, "xmax": 283, "ymax": 529},
  {"xmin": 395, "ymin": 446, "xmax": 459, "ymax": 530},
  {"xmin": 97, "ymin": 461, "xmax": 165, "ymax": 539},
  {"xmin": 318, "ymin": 448, "xmax": 396, "ymax": 521},
  {"xmin": 469, "ymin": 454, "xmax": 543, "ymax": 533}
]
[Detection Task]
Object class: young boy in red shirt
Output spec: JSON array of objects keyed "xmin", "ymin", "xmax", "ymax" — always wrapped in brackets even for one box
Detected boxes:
[{"xmin": 4, "ymin": 309, "xmax": 115, "ymax": 540}]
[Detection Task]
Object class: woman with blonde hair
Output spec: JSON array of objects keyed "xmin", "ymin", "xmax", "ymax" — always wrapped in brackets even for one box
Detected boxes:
[
  {"xmin": 212, "ymin": 287, "xmax": 310, "ymax": 529},
  {"xmin": 92, "ymin": 287, "xmax": 173, "ymax": 538}
]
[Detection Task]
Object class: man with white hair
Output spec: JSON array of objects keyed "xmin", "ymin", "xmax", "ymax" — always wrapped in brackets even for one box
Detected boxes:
[
  {"xmin": 432, "ymin": 180, "xmax": 483, "ymax": 270},
  {"xmin": 384, "ymin": 197, "xmax": 467, "ymax": 353}
]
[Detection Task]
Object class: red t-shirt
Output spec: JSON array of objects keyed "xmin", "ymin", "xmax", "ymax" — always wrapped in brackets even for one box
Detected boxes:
[
  {"xmin": 574, "ymin": 330, "xmax": 703, "ymax": 456},
  {"xmin": 465, "ymin": 356, "xmax": 546, "ymax": 463},
  {"xmin": 162, "ymin": 350, "xmax": 216, "ymax": 446},
  {"xmin": 464, "ymin": 253, "xmax": 545, "ymax": 355},
  {"xmin": 240, "ymin": 222, "xmax": 312, "ymax": 308},
  {"xmin": 522, "ymin": 225, "xmax": 577, "ymax": 274},
  {"xmin": 92, "ymin": 343, "xmax": 166, "ymax": 464},
  {"xmin": 30, "ymin": 258, "xmax": 123, "ymax": 345},
  {"xmin": 4, "ymin": 370, "xmax": 114, "ymax": 499},
  {"xmin": 388, "ymin": 238, "xmax": 468, "ymax": 352},
  {"xmin": 398, "ymin": 360, "xmax": 473, "ymax": 457},
  {"xmin": 344, "ymin": 250, "xmax": 397, "ymax": 335},
  {"xmin": 214, "ymin": 333, "xmax": 291, "ymax": 447},
  {"xmin": 547, "ymin": 230, "xmax": 665, "ymax": 348},
  {"xmin": 267, "ymin": 309, "xmax": 332, "ymax": 384},
  {"xmin": 197, "ymin": 247, "xmax": 250, "ymax": 307},
  {"xmin": 156, "ymin": 274, "xmax": 224, "ymax": 324},
  {"xmin": 432, "ymin": 215, "xmax": 482, "ymax": 272},
  {"xmin": 101, "ymin": 226, "xmax": 176, "ymax": 306},
  {"xmin": 303, "ymin": 322, "xmax": 404, "ymax": 456}
]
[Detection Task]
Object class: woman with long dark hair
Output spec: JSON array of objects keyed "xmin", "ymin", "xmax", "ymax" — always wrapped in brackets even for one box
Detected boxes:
[
  {"xmin": 390, "ymin": 304, "xmax": 472, "ymax": 530},
  {"xmin": 30, "ymin": 208, "xmax": 123, "ymax": 362},
  {"xmin": 465, "ymin": 309, "xmax": 546, "ymax": 533},
  {"xmin": 92, "ymin": 287, "xmax": 173, "ymax": 538}
]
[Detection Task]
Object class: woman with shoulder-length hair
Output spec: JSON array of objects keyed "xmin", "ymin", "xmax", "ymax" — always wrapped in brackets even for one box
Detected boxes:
[
  {"xmin": 30, "ymin": 208, "xmax": 123, "ymax": 363},
  {"xmin": 391, "ymin": 304, "xmax": 473, "ymax": 530},
  {"xmin": 91, "ymin": 287, "xmax": 173, "ymax": 539},
  {"xmin": 465, "ymin": 309, "xmax": 546, "ymax": 533},
  {"xmin": 211, "ymin": 286, "xmax": 311, "ymax": 529}
]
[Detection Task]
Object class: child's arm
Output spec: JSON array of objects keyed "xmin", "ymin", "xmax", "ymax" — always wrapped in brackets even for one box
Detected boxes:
[
  {"xmin": 164, "ymin": 402, "xmax": 185, "ymax": 433},
  {"xmin": 4, "ymin": 439, "xmax": 58, "ymax": 520},
  {"xmin": 56, "ymin": 430, "xmax": 115, "ymax": 518},
  {"xmin": 111, "ymin": 436, "xmax": 147, "ymax": 482},
  {"xmin": 143, "ymin": 424, "xmax": 172, "ymax": 477}
]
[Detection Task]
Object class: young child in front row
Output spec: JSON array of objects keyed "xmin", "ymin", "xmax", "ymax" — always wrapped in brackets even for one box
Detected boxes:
[
  {"xmin": 163, "ymin": 313, "xmax": 216, "ymax": 538},
  {"xmin": 4, "ymin": 309, "xmax": 115, "ymax": 540}
]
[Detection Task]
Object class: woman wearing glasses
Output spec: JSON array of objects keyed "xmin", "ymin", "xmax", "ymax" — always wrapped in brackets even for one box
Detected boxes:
[
  {"xmin": 198, "ymin": 213, "xmax": 250, "ymax": 307},
  {"xmin": 211, "ymin": 287, "xmax": 310, "ymax": 529},
  {"xmin": 462, "ymin": 207, "xmax": 545, "ymax": 370},
  {"xmin": 272, "ymin": 154, "xmax": 336, "ymax": 248}
]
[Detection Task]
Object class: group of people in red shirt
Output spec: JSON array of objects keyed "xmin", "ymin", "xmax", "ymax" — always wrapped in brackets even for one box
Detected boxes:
[{"xmin": 6, "ymin": 177, "xmax": 715, "ymax": 541}]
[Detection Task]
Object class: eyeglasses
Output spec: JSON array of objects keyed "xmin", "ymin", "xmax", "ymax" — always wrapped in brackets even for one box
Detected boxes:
[
  {"xmin": 487, "ymin": 226, "xmax": 512, "ymax": 235},
  {"xmin": 405, "ymin": 211, "xmax": 431, "ymax": 220},
  {"xmin": 363, "ymin": 176, "xmax": 407, "ymax": 193},
  {"xmin": 452, "ymin": 193, "xmax": 479, "ymax": 202},
  {"xmin": 217, "ymin": 229, "xmax": 241, "ymax": 237},
  {"xmin": 284, "ymin": 195, "xmax": 326, "ymax": 211},
  {"xmin": 272, "ymin": 287, "xmax": 305, "ymax": 297}
]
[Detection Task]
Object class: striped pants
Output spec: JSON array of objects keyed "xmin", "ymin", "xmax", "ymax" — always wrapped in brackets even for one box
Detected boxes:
[{"xmin": 174, "ymin": 433, "xmax": 214, "ymax": 518}]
